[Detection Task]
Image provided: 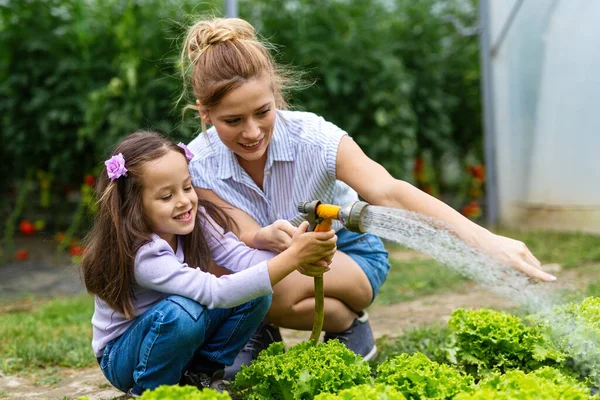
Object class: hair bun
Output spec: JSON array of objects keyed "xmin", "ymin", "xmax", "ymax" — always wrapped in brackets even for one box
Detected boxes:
[{"xmin": 188, "ymin": 18, "xmax": 255, "ymax": 62}]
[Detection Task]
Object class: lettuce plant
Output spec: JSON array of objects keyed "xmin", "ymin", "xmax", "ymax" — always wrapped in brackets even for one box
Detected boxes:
[
  {"xmin": 314, "ymin": 383, "xmax": 405, "ymax": 399},
  {"xmin": 530, "ymin": 297, "xmax": 600, "ymax": 386},
  {"xmin": 373, "ymin": 325, "xmax": 457, "ymax": 366},
  {"xmin": 448, "ymin": 308, "xmax": 563, "ymax": 377},
  {"xmin": 454, "ymin": 366, "xmax": 596, "ymax": 399},
  {"xmin": 375, "ymin": 352, "xmax": 473, "ymax": 399},
  {"xmin": 138, "ymin": 385, "xmax": 231, "ymax": 399},
  {"xmin": 78, "ymin": 385, "xmax": 229, "ymax": 400},
  {"xmin": 231, "ymin": 340, "xmax": 372, "ymax": 399}
]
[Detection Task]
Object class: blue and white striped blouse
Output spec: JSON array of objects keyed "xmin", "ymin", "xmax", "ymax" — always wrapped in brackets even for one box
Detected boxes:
[{"xmin": 187, "ymin": 110, "xmax": 359, "ymax": 231}]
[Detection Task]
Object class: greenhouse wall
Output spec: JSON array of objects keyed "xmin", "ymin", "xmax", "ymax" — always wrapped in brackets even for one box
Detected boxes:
[{"xmin": 490, "ymin": 0, "xmax": 600, "ymax": 233}]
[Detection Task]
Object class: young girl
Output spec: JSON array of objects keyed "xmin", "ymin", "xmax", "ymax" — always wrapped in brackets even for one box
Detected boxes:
[
  {"xmin": 81, "ymin": 131, "xmax": 336, "ymax": 397},
  {"xmin": 179, "ymin": 17, "xmax": 557, "ymax": 378}
]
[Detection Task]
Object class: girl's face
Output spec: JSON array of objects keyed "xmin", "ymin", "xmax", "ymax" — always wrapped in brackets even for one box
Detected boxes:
[
  {"xmin": 200, "ymin": 75, "xmax": 276, "ymax": 165},
  {"xmin": 141, "ymin": 150, "xmax": 198, "ymax": 250}
]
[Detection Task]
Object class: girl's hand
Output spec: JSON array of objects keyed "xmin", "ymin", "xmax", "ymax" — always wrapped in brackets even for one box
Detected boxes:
[
  {"xmin": 481, "ymin": 232, "xmax": 556, "ymax": 282},
  {"xmin": 253, "ymin": 220, "xmax": 296, "ymax": 253},
  {"xmin": 298, "ymin": 251, "xmax": 335, "ymax": 277},
  {"xmin": 297, "ymin": 262, "xmax": 331, "ymax": 277},
  {"xmin": 266, "ymin": 222, "xmax": 337, "ymax": 286},
  {"xmin": 289, "ymin": 221, "xmax": 337, "ymax": 266}
]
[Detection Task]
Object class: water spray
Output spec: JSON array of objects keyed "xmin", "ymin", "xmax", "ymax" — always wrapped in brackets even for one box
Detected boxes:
[
  {"xmin": 300, "ymin": 201, "xmax": 599, "ymax": 375},
  {"xmin": 297, "ymin": 200, "xmax": 370, "ymax": 345}
]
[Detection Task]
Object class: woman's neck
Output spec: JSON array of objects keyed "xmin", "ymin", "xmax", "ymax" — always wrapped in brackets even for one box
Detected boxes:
[{"xmin": 237, "ymin": 154, "xmax": 267, "ymax": 190}]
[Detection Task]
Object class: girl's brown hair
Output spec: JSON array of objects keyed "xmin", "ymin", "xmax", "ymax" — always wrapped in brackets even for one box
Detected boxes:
[
  {"xmin": 81, "ymin": 130, "xmax": 235, "ymax": 318},
  {"xmin": 179, "ymin": 17, "xmax": 302, "ymax": 131}
]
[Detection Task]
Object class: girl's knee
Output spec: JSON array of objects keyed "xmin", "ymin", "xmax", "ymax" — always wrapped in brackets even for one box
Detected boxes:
[
  {"xmin": 162, "ymin": 296, "xmax": 207, "ymax": 343},
  {"xmin": 235, "ymin": 294, "xmax": 272, "ymax": 326},
  {"xmin": 165, "ymin": 295, "xmax": 205, "ymax": 321},
  {"xmin": 253, "ymin": 294, "xmax": 272, "ymax": 315}
]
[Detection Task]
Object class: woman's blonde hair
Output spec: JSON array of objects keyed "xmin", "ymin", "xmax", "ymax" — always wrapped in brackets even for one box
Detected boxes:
[{"xmin": 180, "ymin": 17, "xmax": 299, "ymax": 131}]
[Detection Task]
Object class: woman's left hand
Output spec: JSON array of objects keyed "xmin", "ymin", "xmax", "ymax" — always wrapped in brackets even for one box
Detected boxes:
[
  {"xmin": 481, "ymin": 232, "xmax": 556, "ymax": 282},
  {"xmin": 253, "ymin": 219, "xmax": 296, "ymax": 253}
]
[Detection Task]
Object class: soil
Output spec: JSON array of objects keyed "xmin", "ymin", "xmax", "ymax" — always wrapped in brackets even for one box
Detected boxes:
[{"xmin": 0, "ymin": 238, "xmax": 595, "ymax": 399}]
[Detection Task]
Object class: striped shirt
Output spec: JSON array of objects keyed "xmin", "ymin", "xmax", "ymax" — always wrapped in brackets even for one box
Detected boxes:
[{"xmin": 187, "ymin": 110, "xmax": 358, "ymax": 231}]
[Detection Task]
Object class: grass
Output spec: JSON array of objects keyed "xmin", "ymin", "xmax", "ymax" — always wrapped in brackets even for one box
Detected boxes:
[
  {"xmin": 551, "ymin": 269, "xmax": 600, "ymax": 305},
  {"xmin": 0, "ymin": 294, "xmax": 95, "ymax": 375},
  {"xmin": 375, "ymin": 257, "xmax": 466, "ymax": 305}
]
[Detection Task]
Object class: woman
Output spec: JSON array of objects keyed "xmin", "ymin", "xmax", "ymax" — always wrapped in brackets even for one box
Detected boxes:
[{"xmin": 181, "ymin": 17, "xmax": 556, "ymax": 378}]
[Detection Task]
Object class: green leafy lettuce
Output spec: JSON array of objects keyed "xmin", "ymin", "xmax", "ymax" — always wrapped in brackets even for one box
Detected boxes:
[
  {"xmin": 231, "ymin": 340, "xmax": 372, "ymax": 399},
  {"xmin": 139, "ymin": 385, "xmax": 231, "ymax": 399},
  {"xmin": 530, "ymin": 296, "xmax": 600, "ymax": 386},
  {"xmin": 373, "ymin": 325, "xmax": 457, "ymax": 366},
  {"xmin": 449, "ymin": 308, "xmax": 564, "ymax": 377},
  {"xmin": 314, "ymin": 383, "xmax": 405, "ymax": 399},
  {"xmin": 375, "ymin": 352, "xmax": 473, "ymax": 399},
  {"xmin": 454, "ymin": 366, "xmax": 596, "ymax": 399}
]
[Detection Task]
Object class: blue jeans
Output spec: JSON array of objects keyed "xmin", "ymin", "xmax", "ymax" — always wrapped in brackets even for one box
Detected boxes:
[
  {"xmin": 98, "ymin": 294, "xmax": 271, "ymax": 394},
  {"xmin": 336, "ymin": 229, "xmax": 390, "ymax": 303}
]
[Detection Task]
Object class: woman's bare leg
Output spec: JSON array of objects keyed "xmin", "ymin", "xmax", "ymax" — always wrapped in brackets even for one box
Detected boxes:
[{"xmin": 265, "ymin": 251, "xmax": 373, "ymax": 331}]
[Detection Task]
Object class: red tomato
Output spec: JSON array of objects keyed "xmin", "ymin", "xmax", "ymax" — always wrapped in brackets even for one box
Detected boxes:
[
  {"xmin": 15, "ymin": 249, "xmax": 29, "ymax": 261},
  {"xmin": 19, "ymin": 220, "xmax": 36, "ymax": 235},
  {"xmin": 84, "ymin": 174, "xmax": 96, "ymax": 187},
  {"xmin": 461, "ymin": 201, "xmax": 482, "ymax": 218},
  {"xmin": 414, "ymin": 157, "xmax": 425, "ymax": 174},
  {"xmin": 69, "ymin": 246, "xmax": 84, "ymax": 256},
  {"xmin": 468, "ymin": 164, "xmax": 485, "ymax": 183},
  {"xmin": 55, "ymin": 232, "xmax": 66, "ymax": 243}
]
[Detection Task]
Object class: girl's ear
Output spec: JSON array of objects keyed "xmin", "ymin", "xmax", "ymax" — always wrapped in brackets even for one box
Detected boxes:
[{"xmin": 197, "ymin": 100, "xmax": 212, "ymax": 125}]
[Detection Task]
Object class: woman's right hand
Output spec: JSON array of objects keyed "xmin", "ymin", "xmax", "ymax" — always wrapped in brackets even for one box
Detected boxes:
[
  {"xmin": 253, "ymin": 219, "xmax": 296, "ymax": 253},
  {"xmin": 289, "ymin": 221, "xmax": 337, "ymax": 266}
]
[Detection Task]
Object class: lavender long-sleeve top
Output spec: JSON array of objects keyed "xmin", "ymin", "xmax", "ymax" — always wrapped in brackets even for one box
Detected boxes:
[{"xmin": 91, "ymin": 214, "xmax": 275, "ymax": 357}]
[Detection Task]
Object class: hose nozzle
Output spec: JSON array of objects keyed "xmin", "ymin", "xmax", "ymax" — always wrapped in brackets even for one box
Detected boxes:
[
  {"xmin": 297, "ymin": 200, "xmax": 369, "ymax": 233},
  {"xmin": 338, "ymin": 201, "xmax": 369, "ymax": 233}
]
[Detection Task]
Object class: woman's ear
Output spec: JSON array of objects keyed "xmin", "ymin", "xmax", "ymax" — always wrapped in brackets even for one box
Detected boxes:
[{"xmin": 197, "ymin": 100, "xmax": 212, "ymax": 125}]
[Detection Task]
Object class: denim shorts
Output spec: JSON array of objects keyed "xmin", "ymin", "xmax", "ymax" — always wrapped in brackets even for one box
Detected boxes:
[{"xmin": 336, "ymin": 228, "xmax": 390, "ymax": 303}]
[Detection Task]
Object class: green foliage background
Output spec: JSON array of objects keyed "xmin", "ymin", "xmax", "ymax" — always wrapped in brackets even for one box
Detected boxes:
[{"xmin": 0, "ymin": 0, "xmax": 481, "ymax": 234}]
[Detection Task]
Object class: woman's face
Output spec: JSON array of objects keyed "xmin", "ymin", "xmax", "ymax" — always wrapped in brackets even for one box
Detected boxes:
[{"xmin": 200, "ymin": 75, "xmax": 276, "ymax": 165}]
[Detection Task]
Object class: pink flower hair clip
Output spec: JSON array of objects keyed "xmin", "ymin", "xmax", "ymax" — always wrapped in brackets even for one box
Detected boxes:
[
  {"xmin": 177, "ymin": 143, "xmax": 194, "ymax": 161},
  {"xmin": 105, "ymin": 153, "xmax": 128, "ymax": 181}
]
